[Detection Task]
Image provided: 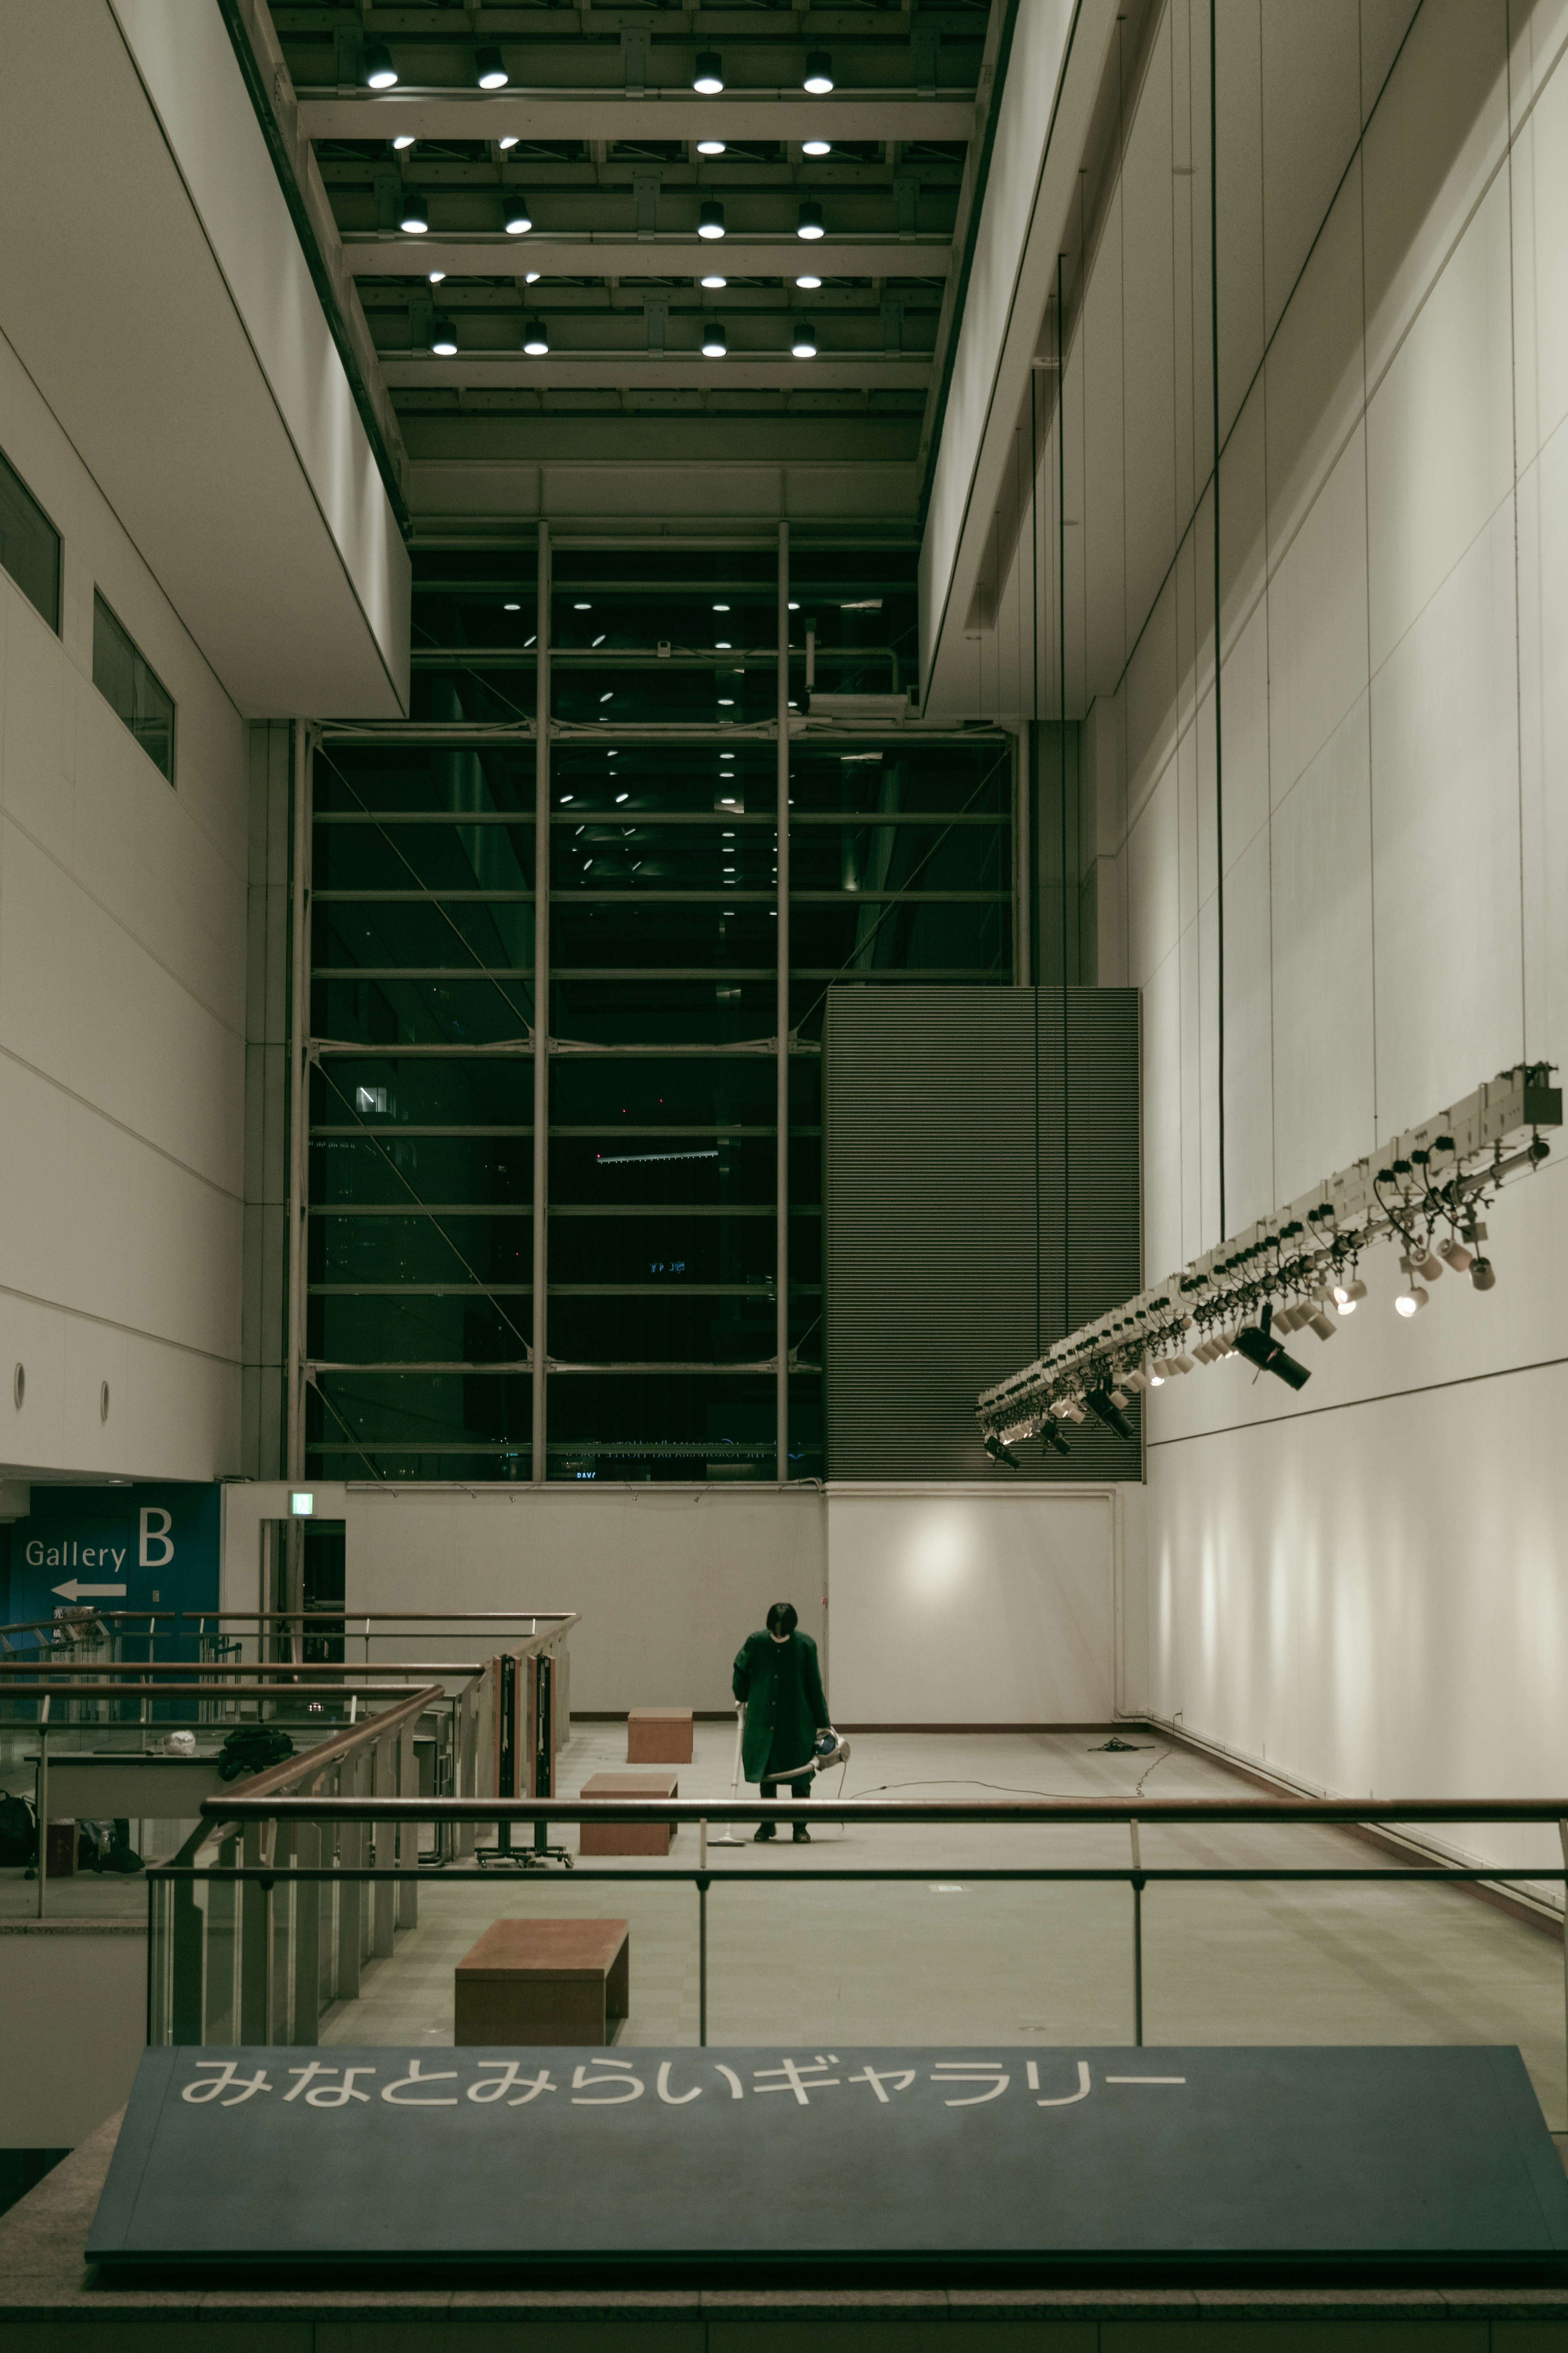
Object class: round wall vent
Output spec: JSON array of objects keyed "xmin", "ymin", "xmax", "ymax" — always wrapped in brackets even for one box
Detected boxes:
[
  {"xmin": 12, "ymin": 1363, "xmax": 23, "ymax": 1411},
  {"xmin": 100, "ymin": 1381, "xmax": 111, "ymax": 1423}
]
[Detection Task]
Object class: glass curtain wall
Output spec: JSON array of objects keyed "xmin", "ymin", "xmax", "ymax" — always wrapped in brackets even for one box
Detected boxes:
[{"xmin": 302, "ymin": 540, "xmax": 1011, "ymax": 1485}]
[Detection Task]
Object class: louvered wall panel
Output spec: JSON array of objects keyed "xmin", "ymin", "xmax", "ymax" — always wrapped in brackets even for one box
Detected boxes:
[{"xmin": 824, "ymin": 986, "xmax": 1141, "ymax": 1482}]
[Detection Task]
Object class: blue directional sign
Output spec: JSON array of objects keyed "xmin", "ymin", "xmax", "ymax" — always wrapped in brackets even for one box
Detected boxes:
[
  {"xmin": 89, "ymin": 2043, "xmax": 1568, "ymax": 2275},
  {"xmin": 7, "ymin": 1483, "xmax": 218, "ymax": 1656}
]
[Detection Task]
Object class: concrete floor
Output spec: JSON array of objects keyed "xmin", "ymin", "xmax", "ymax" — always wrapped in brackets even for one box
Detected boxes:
[{"xmin": 312, "ymin": 1722, "xmax": 1568, "ymax": 2128}]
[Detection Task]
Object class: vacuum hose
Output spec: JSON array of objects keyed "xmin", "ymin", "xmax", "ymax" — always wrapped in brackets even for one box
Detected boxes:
[{"xmin": 759, "ymin": 1728, "xmax": 853, "ymax": 1783}]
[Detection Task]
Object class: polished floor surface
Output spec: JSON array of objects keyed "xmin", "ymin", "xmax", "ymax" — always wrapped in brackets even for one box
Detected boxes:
[{"xmin": 307, "ymin": 1722, "xmax": 1568, "ymax": 2128}]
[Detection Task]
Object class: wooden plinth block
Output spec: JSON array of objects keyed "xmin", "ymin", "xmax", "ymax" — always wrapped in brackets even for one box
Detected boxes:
[
  {"xmin": 579, "ymin": 1771, "xmax": 679, "ymax": 1856},
  {"xmin": 454, "ymin": 1917, "xmax": 630, "ymax": 2046},
  {"xmin": 627, "ymin": 1708, "xmax": 694, "ymax": 1764}
]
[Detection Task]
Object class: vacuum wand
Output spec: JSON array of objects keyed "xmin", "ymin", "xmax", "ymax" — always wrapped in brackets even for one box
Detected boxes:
[{"xmin": 708, "ymin": 1702, "xmax": 749, "ymax": 1846}]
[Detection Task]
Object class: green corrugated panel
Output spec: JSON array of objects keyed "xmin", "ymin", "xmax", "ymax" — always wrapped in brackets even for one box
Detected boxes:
[{"xmin": 824, "ymin": 985, "xmax": 1140, "ymax": 1482}]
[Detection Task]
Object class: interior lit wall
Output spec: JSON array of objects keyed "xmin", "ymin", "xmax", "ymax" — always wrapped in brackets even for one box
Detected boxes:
[
  {"xmin": 221, "ymin": 1483, "xmax": 1137, "ymax": 1729},
  {"xmin": 0, "ymin": 329, "xmax": 247, "ymax": 1481},
  {"xmin": 962, "ymin": 0, "xmax": 1568, "ymax": 1864}
]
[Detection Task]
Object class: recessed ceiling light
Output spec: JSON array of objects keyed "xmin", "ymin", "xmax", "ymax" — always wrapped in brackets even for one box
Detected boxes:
[
  {"xmin": 718, "ymin": 696, "xmax": 735, "ymax": 705},
  {"xmin": 428, "ymin": 269, "xmax": 446, "ymax": 285},
  {"xmin": 697, "ymin": 138, "xmax": 726, "ymax": 157},
  {"xmin": 497, "ymin": 134, "xmax": 519, "ymax": 151},
  {"xmin": 392, "ymin": 134, "xmax": 416, "ymax": 153},
  {"xmin": 700, "ymin": 273, "xmax": 727, "ymax": 290},
  {"xmin": 802, "ymin": 139, "xmax": 831, "ymax": 157},
  {"xmin": 795, "ymin": 275, "xmax": 822, "ymax": 290},
  {"xmin": 524, "ymin": 270, "xmax": 540, "ymax": 283},
  {"xmin": 615, "ymin": 792, "xmax": 629, "ymax": 803},
  {"xmin": 713, "ymin": 602, "xmax": 730, "ymax": 610},
  {"xmin": 503, "ymin": 600, "xmax": 520, "ymax": 611}
]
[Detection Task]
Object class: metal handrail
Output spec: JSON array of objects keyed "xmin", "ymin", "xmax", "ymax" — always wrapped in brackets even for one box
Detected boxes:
[
  {"xmin": 0, "ymin": 1682, "xmax": 437, "ymax": 1701},
  {"xmin": 203, "ymin": 1794, "xmax": 1568, "ymax": 1827},
  {"xmin": 0, "ymin": 1661, "xmax": 490, "ymax": 1679}
]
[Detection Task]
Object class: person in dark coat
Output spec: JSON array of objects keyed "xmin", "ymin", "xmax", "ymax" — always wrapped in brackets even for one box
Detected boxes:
[{"xmin": 731, "ymin": 1601, "xmax": 830, "ymax": 1843}]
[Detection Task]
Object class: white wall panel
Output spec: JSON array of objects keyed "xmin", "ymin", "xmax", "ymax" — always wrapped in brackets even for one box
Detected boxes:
[
  {"xmin": 1120, "ymin": 12, "xmax": 1179, "ymax": 637},
  {"xmin": 1082, "ymin": 189, "xmax": 1128, "ymax": 700},
  {"xmin": 1214, "ymin": 0, "xmax": 1266, "ymax": 441},
  {"xmin": 1515, "ymin": 417, "xmax": 1568, "ymax": 1064},
  {"xmin": 1127, "ymin": 757, "xmax": 1180, "ymax": 987},
  {"xmin": 1365, "ymin": 173, "xmax": 1515, "ymax": 674},
  {"xmin": 1218, "ymin": 825, "xmax": 1274, "ymax": 1229},
  {"xmin": 1217, "ymin": 601, "xmax": 1270, "ymax": 871},
  {"xmin": 1265, "ymin": 426, "xmax": 1370, "ymax": 805},
  {"xmin": 826, "ymin": 1493, "xmax": 1116, "ymax": 1724},
  {"xmin": 1267, "ymin": 694, "xmax": 1376, "ymax": 1200},
  {"xmin": 1369, "ymin": 502, "xmax": 1523, "ymax": 1134},
  {"xmin": 1142, "ymin": 945, "xmax": 1184, "ymax": 1282},
  {"xmin": 1263, "ymin": 164, "xmax": 1366, "ymax": 562},
  {"xmin": 1258, "ymin": 0, "xmax": 1361, "ymax": 343}
]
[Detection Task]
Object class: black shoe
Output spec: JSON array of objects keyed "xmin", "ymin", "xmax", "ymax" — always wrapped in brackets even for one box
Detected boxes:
[
  {"xmin": 754, "ymin": 1822, "xmax": 776, "ymax": 1842},
  {"xmin": 793, "ymin": 1823, "xmax": 812, "ymax": 1844}
]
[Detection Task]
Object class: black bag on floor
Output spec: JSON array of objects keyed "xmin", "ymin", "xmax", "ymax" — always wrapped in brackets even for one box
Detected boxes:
[
  {"xmin": 80, "ymin": 1816, "xmax": 143, "ymax": 1873},
  {"xmin": 0, "ymin": 1792, "xmax": 37, "ymax": 1867},
  {"xmin": 217, "ymin": 1726, "xmax": 295, "ymax": 1782}
]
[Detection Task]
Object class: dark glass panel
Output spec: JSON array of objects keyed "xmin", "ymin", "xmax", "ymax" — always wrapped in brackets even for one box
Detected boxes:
[
  {"xmin": 314, "ymin": 822, "xmax": 535, "ymax": 897},
  {"xmin": 546, "ymin": 1211, "xmax": 773, "ymax": 1287},
  {"xmin": 309, "ymin": 1371, "xmax": 532, "ymax": 1465},
  {"xmin": 552, "ymin": 662, "xmax": 775, "ymax": 726},
  {"xmin": 788, "ymin": 899, "xmax": 1010, "ymax": 977},
  {"xmin": 789, "ymin": 819, "xmax": 1008, "ymax": 896},
  {"xmin": 410, "ymin": 665, "xmax": 538, "ymax": 723},
  {"xmin": 307, "ymin": 1447, "xmax": 532, "ymax": 1482},
  {"xmin": 785, "ymin": 1375, "xmax": 824, "ymax": 1481},
  {"xmin": 309, "ymin": 1294, "xmax": 532, "ymax": 1366},
  {"xmin": 550, "ymin": 588, "xmax": 775, "ymax": 652},
  {"xmin": 788, "ymin": 1208, "xmax": 822, "ymax": 1290},
  {"xmin": 309, "ymin": 1211, "xmax": 532, "ymax": 1287},
  {"xmin": 551, "ymin": 902, "xmax": 776, "ymax": 973},
  {"xmin": 312, "ymin": 1056, "xmax": 531, "ymax": 1129},
  {"xmin": 546, "ymin": 1372, "xmax": 775, "ymax": 1482},
  {"xmin": 310, "ymin": 1134, "xmax": 533, "ymax": 1207},
  {"xmin": 549, "ymin": 976, "xmax": 777, "ymax": 1046},
  {"xmin": 411, "ymin": 578, "xmax": 537, "ymax": 653},
  {"xmin": 552, "ymin": 739, "xmax": 777, "ymax": 817},
  {"xmin": 0, "ymin": 444, "xmax": 60, "ymax": 630},
  {"xmin": 93, "ymin": 594, "xmax": 174, "ymax": 781},
  {"xmin": 787, "ymin": 742, "xmax": 1011, "ymax": 818},
  {"xmin": 550, "ymin": 1133, "xmax": 774, "ymax": 1208},
  {"xmin": 316, "ymin": 741, "xmax": 534, "ymax": 818},
  {"xmin": 552, "ymin": 1055, "xmax": 776, "ymax": 1128},
  {"xmin": 551, "ymin": 819, "xmax": 776, "ymax": 895},
  {"xmin": 313, "ymin": 899, "xmax": 535, "ymax": 977},
  {"xmin": 547, "ymin": 1291, "xmax": 777, "ymax": 1364},
  {"xmin": 313, "ymin": 974, "xmax": 536, "ymax": 1047},
  {"xmin": 788, "ymin": 548, "xmax": 916, "ymax": 694}
]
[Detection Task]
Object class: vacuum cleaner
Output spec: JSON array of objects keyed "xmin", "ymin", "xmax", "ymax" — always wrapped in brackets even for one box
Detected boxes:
[{"xmin": 709, "ymin": 1710, "xmax": 851, "ymax": 1845}]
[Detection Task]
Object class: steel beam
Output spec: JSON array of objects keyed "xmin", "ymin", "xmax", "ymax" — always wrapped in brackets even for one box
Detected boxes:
[
  {"xmin": 383, "ymin": 356, "xmax": 930, "ymax": 390},
  {"xmin": 300, "ymin": 95, "xmax": 976, "ymax": 143},
  {"xmin": 345, "ymin": 234, "xmax": 952, "ymax": 278}
]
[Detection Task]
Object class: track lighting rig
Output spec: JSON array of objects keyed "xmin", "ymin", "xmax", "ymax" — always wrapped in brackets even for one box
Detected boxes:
[{"xmin": 976, "ymin": 1062, "xmax": 1561, "ymax": 1458}]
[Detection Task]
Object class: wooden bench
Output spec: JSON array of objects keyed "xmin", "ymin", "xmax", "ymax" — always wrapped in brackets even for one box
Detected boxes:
[
  {"xmin": 454, "ymin": 1918, "xmax": 630, "ymax": 2045},
  {"xmin": 627, "ymin": 1707, "xmax": 693, "ymax": 1764},
  {"xmin": 578, "ymin": 1770, "xmax": 679, "ymax": 1856}
]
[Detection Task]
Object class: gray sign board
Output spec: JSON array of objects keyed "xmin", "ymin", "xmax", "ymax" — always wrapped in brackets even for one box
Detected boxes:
[{"xmin": 89, "ymin": 2043, "xmax": 1568, "ymax": 2276}]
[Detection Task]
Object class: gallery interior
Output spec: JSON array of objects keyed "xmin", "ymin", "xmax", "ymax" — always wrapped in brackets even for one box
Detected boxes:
[{"xmin": 2, "ymin": 0, "xmax": 1568, "ymax": 2335}]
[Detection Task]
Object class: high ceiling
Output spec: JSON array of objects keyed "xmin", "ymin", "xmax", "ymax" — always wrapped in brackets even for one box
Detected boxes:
[{"xmin": 258, "ymin": 2, "xmax": 997, "ymax": 488}]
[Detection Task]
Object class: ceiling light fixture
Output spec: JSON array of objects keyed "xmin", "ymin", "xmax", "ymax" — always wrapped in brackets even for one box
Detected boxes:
[
  {"xmin": 983, "ymin": 1434, "xmax": 1020, "ymax": 1471},
  {"xmin": 693, "ymin": 49, "xmax": 724, "ymax": 93},
  {"xmin": 1084, "ymin": 1387, "xmax": 1134, "ymax": 1439},
  {"xmin": 1232, "ymin": 1310, "xmax": 1311, "ymax": 1389},
  {"xmin": 702, "ymin": 321, "xmax": 728, "ymax": 357},
  {"xmin": 797, "ymin": 198, "xmax": 825, "ymax": 240},
  {"xmin": 503, "ymin": 194, "xmax": 533, "ymax": 235},
  {"xmin": 795, "ymin": 274, "xmax": 822, "ymax": 290},
  {"xmin": 503, "ymin": 600, "xmax": 521, "ymax": 612},
  {"xmin": 497, "ymin": 134, "xmax": 520, "ymax": 151},
  {"xmin": 392, "ymin": 134, "xmax": 416, "ymax": 153},
  {"xmin": 476, "ymin": 44, "xmax": 509, "ymax": 89},
  {"xmin": 524, "ymin": 270, "xmax": 540, "ymax": 283},
  {"xmin": 427, "ymin": 269, "xmax": 446, "ymax": 285},
  {"xmin": 803, "ymin": 49, "xmax": 834, "ymax": 93},
  {"xmin": 365, "ymin": 41, "xmax": 397, "ymax": 88},
  {"xmin": 698, "ymin": 200, "xmax": 726, "ymax": 240},
  {"xmin": 521, "ymin": 314, "xmax": 549, "ymax": 355},
  {"xmin": 802, "ymin": 138, "xmax": 831, "ymax": 157},
  {"xmin": 697, "ymin": 139, "xmax": 726, "ymax": 157},
  {"xmin": 791, "ymin": 318, "xmax": 817, "ymax": 357},
  {"xmin": 431, "ymin": 318, "xmax": 458, "ymax": 355},
  {"xmin": 399, "ymin": 190, "xmax": 429, "ymax": 234},
  {"xmin": 1394, "ymin": 1284, "xmax": 1428, "ymax": 1317},
  {"xmin": 700, "ymin": 273, "xmax": 727, "ymax": 290}
]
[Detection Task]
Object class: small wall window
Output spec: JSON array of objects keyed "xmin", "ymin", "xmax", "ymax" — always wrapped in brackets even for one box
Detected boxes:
[
  {"xmin": 93, "ymin": 592, "xmax": 175, "ymax": 783},
  {"xmin": 0, "ymin": 445, "xmax": 61, "ymax": 631}
]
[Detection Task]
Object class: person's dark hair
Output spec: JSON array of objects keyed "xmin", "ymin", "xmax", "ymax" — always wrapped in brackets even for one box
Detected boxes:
[{"xmin": 766, "ymin": 1602, "xmax": 798, "ymax": 1637}]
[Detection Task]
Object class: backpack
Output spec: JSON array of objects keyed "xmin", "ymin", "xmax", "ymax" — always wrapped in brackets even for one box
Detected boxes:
[
  {"xmin": 217, "ymin": 1726, "xmax": 296, "ymax": 1782},
  {"xmin": 0, "ymin": 1792, "xmax": 37, "ymax": 1867},
  {"xmin": 78, "ymin": 1817, "xmax": 143, "ymax": 1873}
]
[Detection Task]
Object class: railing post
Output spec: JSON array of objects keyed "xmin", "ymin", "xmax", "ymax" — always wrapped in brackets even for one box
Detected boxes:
[
  {"xmin": 1130, "ymin": 1817, "xmax": 1144, "ymax": 2049},
  {"xmin": 206, "ymin": 1834, "xmax": 238, "ymax": 2042},
  {"xmin": 397, "ymin": 1721, "xmax": 419, "ymax": 1929},
  {"xmin": 1558, "ymin": 1820, "xmax": 1568, "ymax": 2125},
  {"xmin": 372, "ymin": 1734, "xmax": 396, "ymax": 1958},
  {"xmin": 35, "ymin": 1709, "xmax": 49, "ymax": 1918},
  {"xmin": 238, "ymin": 1821, "xmax": 269, "ymax": 2041},
  {"xmin": 293, "ymin": 1814, "xmax": 321, "ymax": 2045},
  {"xmin": 171, "ymin": 1870, "xmax": 205, "ymax": 2045},
  {"xmin": 697, "ymin": 1873, "xmax": 710, "ymax": 2048}
]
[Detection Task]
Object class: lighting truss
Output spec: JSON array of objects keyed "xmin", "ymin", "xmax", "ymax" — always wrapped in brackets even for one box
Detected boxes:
[{"xmin": 976, "ymin": 1062, "xmax": 1562, "ymax": 1447}]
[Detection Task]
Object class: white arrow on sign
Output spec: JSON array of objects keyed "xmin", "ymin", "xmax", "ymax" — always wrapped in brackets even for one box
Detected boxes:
[{"xmin": 51, "ymin": 1579, "xmax": 127, "ymax": 1601}]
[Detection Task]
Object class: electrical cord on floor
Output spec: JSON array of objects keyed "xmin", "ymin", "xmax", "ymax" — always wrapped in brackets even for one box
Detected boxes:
[{"xmin": 824, "ymin": 1749, "xmax": 1178, "ymax": 1820}]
